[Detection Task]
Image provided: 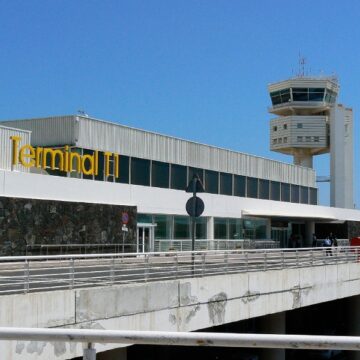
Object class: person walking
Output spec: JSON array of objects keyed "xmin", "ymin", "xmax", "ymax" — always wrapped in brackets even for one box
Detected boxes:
[{"xmin": 323, "ymin": 236, "xmax": 333, "ymax": 256}]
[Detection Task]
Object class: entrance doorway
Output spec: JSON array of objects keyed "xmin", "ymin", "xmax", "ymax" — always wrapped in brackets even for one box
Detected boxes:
[{"xmin": 136, "ymin": 223, "xmax": 156, "ymax": 253}]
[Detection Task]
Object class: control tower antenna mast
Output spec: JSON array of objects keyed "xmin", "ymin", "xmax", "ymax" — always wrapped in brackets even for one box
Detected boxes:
[{"xmin": 298, "ymin": 53, "xmax": 306, "ymax": 77}]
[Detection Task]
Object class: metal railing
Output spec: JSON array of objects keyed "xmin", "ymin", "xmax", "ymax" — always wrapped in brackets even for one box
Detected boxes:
[
  {"xmin": 154, "ymin": 239, "xmax": 280, "ymax": 252},
  {"xmin": 0, "ymin": 246, "xmax": 358, "ymax": 295},
  {"xmin": 25, "ymin": 239, "xmax": 280, "ymax": 256},
  {"xmin": 0, "ymin": 327, "xmax": 359, "ymax": 360}
]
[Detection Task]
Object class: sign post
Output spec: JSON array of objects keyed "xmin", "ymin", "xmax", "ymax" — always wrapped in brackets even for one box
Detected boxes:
[
  {"xmin": 121, "ymin": 212, "xmax": 129, "ymax": 253},
  {"xmin": 186, "ymin": 175, "xmax": 205, "ymax": 274}
]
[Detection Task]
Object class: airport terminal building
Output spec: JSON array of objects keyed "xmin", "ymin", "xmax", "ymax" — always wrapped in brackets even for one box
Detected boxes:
[{"xmin": 0, "ymin": 109, "xmax": 359, "ymax": 255}]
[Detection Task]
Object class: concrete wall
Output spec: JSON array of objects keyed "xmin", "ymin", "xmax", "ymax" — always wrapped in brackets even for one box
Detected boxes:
[
  {"xmin": 0, "ymin": 197, "xmax": 137, "ymax": 255},
  {"xmin": 1, "ymin": 261, "xmax": 360, "ymax": 359}
]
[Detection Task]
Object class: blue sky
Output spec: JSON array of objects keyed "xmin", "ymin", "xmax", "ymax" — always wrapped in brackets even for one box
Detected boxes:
[{"xmin": 0, "ymin": 0, "xmax": 359, "ymax": 206}]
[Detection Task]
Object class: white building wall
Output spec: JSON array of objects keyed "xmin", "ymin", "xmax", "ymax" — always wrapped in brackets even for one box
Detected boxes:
[
  {"xmin": 330, "ymin": 105, "xmax": 354, "ymax": 208},
  {"xmin": 1, "ymin": 170, "xmax": 360, "ymax": 222}
]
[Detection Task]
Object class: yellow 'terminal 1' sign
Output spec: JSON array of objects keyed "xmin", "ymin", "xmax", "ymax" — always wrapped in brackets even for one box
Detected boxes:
[{"xmin": 10, "ymin": 136, "xmax": 119, "ymax": 178}]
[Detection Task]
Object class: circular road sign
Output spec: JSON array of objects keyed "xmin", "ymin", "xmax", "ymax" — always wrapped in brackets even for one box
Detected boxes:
[
  {"xmin": 122, "ymin": 212, "xmax": 129, "ymax": 224},
  {"xmin": 186, "ymin": 196, "xmax": 205, "ymax": 218}
]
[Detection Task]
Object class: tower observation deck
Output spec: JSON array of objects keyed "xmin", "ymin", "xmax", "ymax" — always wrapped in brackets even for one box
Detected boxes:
[{"xmin": 268, "ymin": 76, "xmax": 353, "ymax": 209}]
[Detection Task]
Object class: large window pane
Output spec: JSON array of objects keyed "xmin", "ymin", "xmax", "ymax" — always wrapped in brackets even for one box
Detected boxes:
[
  {"xmin": 151, "ymin": 161, "xmax": 169, "ymax": 188},
  {"xmin": 131, "ymin": 157, "xmax": 150, "ymax": 186},
  {"xmin": 188, "ymin": 167, "xmax": 204, "ymax": 183},
  {"xmin": 171, "ymin": 164, "xmax": 187, "ymax": 190},
  {"xmin": 280, "ymin": 88, "xmax": 291, "ymax": 103},
  {"xmin": 234, "ymin": 175, "xmax": 246, "ymax": 197},
  {"xmin": 247, "ymin": 177, "xmax": 258, "ymax": 198},
  {"xmin": 220, "ymin": 173, "xmax": 232, "ymax": 195},
  {"xmin": 259, "ymin": 179, "xmax": 270, "ymax": 199},
  {"xmin": 138, "ymin": 214, "xmax": 152, "ymax": 224},
  {"xmin": 205, "ymin": 170, "xmax": 218, "ymax": 194},
  {"xmin": 153, "ymin": 215, "xmax": 171, "ymax": 239},
  {"xmin": 292, "ymin": 88, "xmax": 309, "ymax": 101},
  {"xmin": 310, "ymin": 188, "xmax": 318, "ymax": 205},
  {"xmin": 194, "ymin": 217, "xmax": 207, "ymax": 239},
  {"xmin": 291, "ymin": 184, "xmax": 300, "ymax": 203},
  {"xmin": 254, "ymin": 219, "xmax": 267, "ymax": 239},
  {"xmin": 174, "ymin": 216, "xmax": 190, "ymax": 239},
  {"xmin": 229, "ymin": 219, "xmax": 243, "ymax": 239},
  {"xmin": 300, "ymin": 186, "xmax": 309, "ymax": 204},
  {"xmin": 115, "ymin": 155, "xmax": 129, "ymax": 183},
  {"xmin": 270, "ymin": 181, "xmax": 280, "ymax": 201},
  {"xmin": 270, "ymin": 91, "xmax": 281, "ymax": 105},
  {"xmin": 281, "ymin": 183, "xmax": 290, "ymax": 202},
  {"xmin": 309, "ymin": 88, "xmax": 325, "ymax": 101},
  {"xmin": 214, "ymin": 218, "xmax": 227, "ymax": 239}
]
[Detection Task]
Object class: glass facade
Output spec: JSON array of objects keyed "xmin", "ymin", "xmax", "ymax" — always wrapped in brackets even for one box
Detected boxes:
[
  {"xmin": 215, "ymin": 217, "xmax": 267, "ymax": 240},
  {"xmin": 151, "ymin": 161, "xmax": 169, "ymax": 188},
  {"xmin": 205, "ymin": 170, "xmax": 219, "ymax": 194},
  {"xmin": 220, "ymin": 172, "xmax": 232, "ymax": 195},
  {"xmin": 173, "ymin": 216, "xmax": 190, "ymax": 239},
  {"xmin": 214, "ymin": 218, "xmax": 227, "ymax": 239},
  {"xmin": 171, "ymin": 164, "xmax": 187, "ymax": 190},
  {"xmin": 270, "ymin": 181, "xmax": 280, "ymax": 201},
  {"xmin": 153, "ymin": 215, "xmax": 171, "ymax": 239},
  {"xmin": 116, "ymin": 155, "xmax": 129, "ymax": 184},
  {"xmin": 131, "ymin": 157, "xmax": 150, "ymax": 186},
  {"xmin": 291, "ymin": 184, "xmax": 299, "ymax": 203},
  {"xmin": 234, "ymin": 175, "xmax": 246, "ymax": 197},
  {"xmin": 259, "ymin": 179, "xmax": 270, "ymax": 200},
  {"xmin": 270, "ymin": 87, "xmax": 336, "ymax": 106},
  {"xmin": 44, "ymin": 146, "xmax": 318, "ymax": 206},
  {"xmin": 281, "ymin": 183, "xmax": 290, "ymax": 202},
  {"xmin": 247, "ymin": 177, "xmax": 258, "ymax": 198}
]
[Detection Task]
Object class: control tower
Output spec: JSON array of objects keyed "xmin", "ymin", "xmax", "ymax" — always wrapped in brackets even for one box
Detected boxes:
[{"xmin": 268, "ymin": 76, "xmax": 353, "ymax": 209}]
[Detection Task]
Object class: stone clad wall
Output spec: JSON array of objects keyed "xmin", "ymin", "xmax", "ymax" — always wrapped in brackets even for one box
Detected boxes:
[{"xmin": 0, "ymin": 197, "xmax": 137, "ymax": 255}]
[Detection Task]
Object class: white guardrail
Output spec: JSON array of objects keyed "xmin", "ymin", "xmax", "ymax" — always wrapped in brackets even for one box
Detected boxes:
[
  {"xmin": 0, "ymin": 327, "xmax": 359, "ymax": 360},
  {"xmin": 0, "ymin": 246, "xmax": 358, "ymax": 295}
]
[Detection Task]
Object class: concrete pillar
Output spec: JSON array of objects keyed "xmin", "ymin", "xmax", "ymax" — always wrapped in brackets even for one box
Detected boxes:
[
  {"xmin": 207, "ymin": 217, "xmax": 215, "ymax": 249},
  {"xmin": 266, "ymin": 219, "xmax": 271, "ymax": 239},
  {"xmin": 258, "ymin": 312, "xmax": 285, "ymax": 360},
  {"xmin": 305, "ymin": 221, "xmax": 315, "ymax": 247},
  {"xmin": 347, "ymin": 295, "xmax": 360, "ymax": 360}
]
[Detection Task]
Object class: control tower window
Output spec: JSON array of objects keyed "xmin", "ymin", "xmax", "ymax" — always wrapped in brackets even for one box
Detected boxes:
[
  {"xmin": 325, "ymin": 89, "xmax": 337, "ymax": 104},
  {"xmin": 273, "ymin": 126, "xmax": 277, "ymax": 131},
  {"xmin": 292, "ymin": 88, "xmax": 308, "ymax": 101},
  {"xmin": 270, "ymin": 89, "xmax": 291, "ymax": 105},
  {"xmin": 283, "ymin": 124, "xmax": 287, "ymax": 130},
  {"xmin": 270, "ymin": 91, "xmax": 281, "ymax": 105},
  {"xmin": 309, "ymin": 88, "xmax": 325, "ymax": 101}
]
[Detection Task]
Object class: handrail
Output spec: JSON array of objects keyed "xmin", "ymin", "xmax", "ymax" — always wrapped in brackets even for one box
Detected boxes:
[{"xmin": 0, "ymin": 327, "xmax": 359, "ymax": 359}]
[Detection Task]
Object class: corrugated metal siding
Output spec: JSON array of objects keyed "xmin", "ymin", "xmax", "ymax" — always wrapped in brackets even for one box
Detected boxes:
[
  {"xmin": 0, "ymin": 115, "xmax": 316, "ymax": 186},
  {"xmin": 0, "ymin": 126, "xmax": 31, "ymax": 172},
  {"xmin": 77, "ymin": 117, "xmax": 316, "ymax": 187},
  {"xmin": 0, "ymin": 116, "xmax": 77, "ymax": 146}
]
